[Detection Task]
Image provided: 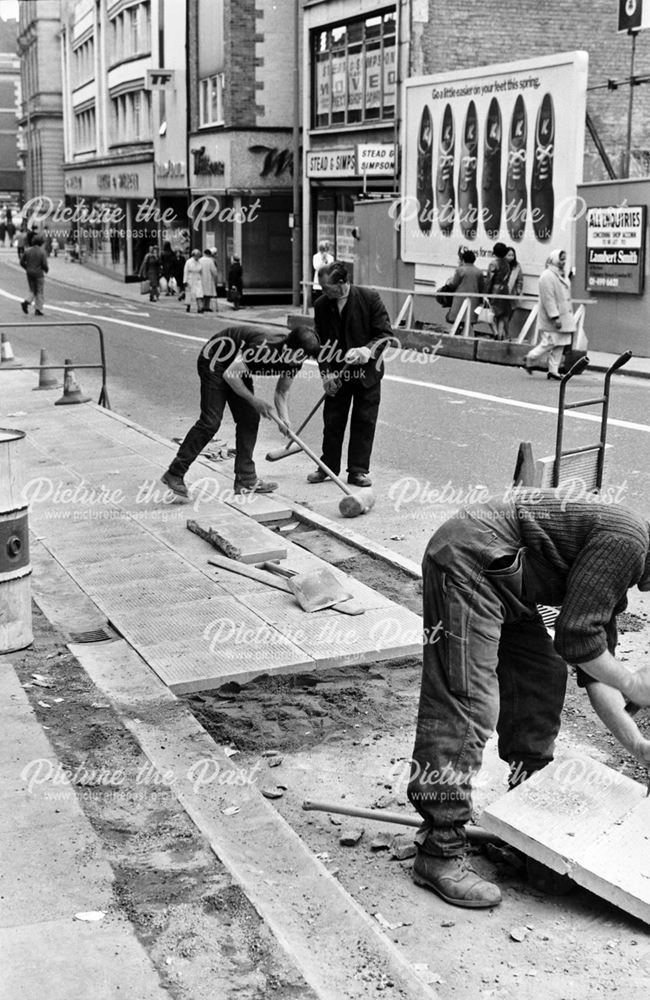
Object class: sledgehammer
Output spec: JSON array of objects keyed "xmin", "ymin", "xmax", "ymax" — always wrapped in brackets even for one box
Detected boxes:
[
  {"xmin": 268, "ymin": 413, "xmax": 375, "ymax": 518},
  {"xmin": 265, "ymin": 364, "xmax": 353, "ymax": 463}
]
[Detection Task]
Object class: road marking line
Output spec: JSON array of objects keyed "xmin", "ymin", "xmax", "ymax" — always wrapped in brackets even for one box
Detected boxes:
[{"xmin": 2, "ymin": 286, "xmax": 649, "ymax": 433}]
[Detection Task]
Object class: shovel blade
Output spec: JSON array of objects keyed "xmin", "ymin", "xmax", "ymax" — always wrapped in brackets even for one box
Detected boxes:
[{"xmin": 287, "ymin": 567, "xmax": 353, "ymax": 613}]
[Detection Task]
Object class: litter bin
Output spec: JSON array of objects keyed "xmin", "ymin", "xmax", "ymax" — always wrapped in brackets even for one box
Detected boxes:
[{"xmin": 0, "ymin": 428, "xmax": 32, "ymax": 652}]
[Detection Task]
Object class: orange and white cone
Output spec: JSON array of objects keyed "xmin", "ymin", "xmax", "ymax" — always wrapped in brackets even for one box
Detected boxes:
[
  {"xmin": 33, "ymin": 348, "xmax": 60, "ymax": 390},
  {"xmin": 54, "ymin": 359, "xmax": 91, "ymax": 405},
  {"xmin": 0, "ymin": 332, "xmax": 18, "ymax": 367}
]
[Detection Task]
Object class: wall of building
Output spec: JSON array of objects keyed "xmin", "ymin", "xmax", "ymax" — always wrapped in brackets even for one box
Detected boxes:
[
  {"xmin": 18, "ymin": 1, "xmax": 63, "ymax": 203},
  {"xmin": 422, "ymin": 0, "xmax": 650, "ymax": 182}
]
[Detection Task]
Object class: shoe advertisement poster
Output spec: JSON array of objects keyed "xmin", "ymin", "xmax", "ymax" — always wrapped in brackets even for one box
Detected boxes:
[{"xmin": 401, "ymin": 51, "xmax": 589, "ymax": 275}]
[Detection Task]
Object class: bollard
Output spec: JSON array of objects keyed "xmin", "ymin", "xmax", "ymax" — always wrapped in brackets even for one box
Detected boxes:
[{"xmin": 0, "ymin": 429, "xmax": 33, "ymax": 652}]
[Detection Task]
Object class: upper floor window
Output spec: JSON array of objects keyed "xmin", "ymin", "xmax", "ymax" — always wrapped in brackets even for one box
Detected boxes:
[
  {"xmin": 110, "ymin": 88, "xmax": 152, "ymax": 145},
  {"xmin": 312, "ymin": 9, "xmax": 396, "ymax": 128},
  {"xmin": 72, "ymin": 36, "xmax": 95, "ymax": 87},
  {"xmin": 199, "ymin": 73, "xmax": 224, "ymax": 126},
  {"xmin": 74, "ymin": 105, "xmax": 96, "ymax": 151},
  {"xmin": 109, "ymin": 1, "xmax": 151, "ymax": 63}
]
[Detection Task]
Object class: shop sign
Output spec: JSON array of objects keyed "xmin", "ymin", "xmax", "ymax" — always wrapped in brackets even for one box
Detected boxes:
[
  {"xmin": 146, "ymin": 68, "xmax": 175, "ymax": 89},
  {"xmin": 306, "ymin": 148, "xmax": 356, "ymax": 178},
  {"xmin": 402, "ymin": 51, "xmax": 589, "ymax": 274},
  {"xmin": 156, "ymin": 160, "xmax": 185, "ymax": 180},
  {"xmin": 191, "ymin": 146, "xmax": 225, "ymax": 176},
  {"xmin": 357, "ymin": 143, "xmax": 395, "ymax": 175},
  {"xmin": 586, "ymin": 204, "xmax": 646, "ymax": 294},
  {"xmin": 62, "ymin": 164, "xmax": 154, "ymax": 198},
  {"xmin": 97, "ymin": 172, "xmax": 140, "ymax": 192},
  {"xmin": 65, "ymin": 175, "xmax": 83, "ymax": 192}
]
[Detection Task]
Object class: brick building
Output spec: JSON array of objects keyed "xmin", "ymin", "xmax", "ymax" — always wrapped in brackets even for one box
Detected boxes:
[
  {"xmin": 187, "ymin": 0, "xmax": 297, "ymax": 298},
  {"xmin": 0, "ymin": 11, "xmax": 23, "ymax": 231}
]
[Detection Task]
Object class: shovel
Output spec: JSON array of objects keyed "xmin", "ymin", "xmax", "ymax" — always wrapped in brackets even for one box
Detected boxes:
[
  {"xmin": 207, "ymin": 553, "xmax": 364, "ymax": 614},
  {"xmin": 261, "ymin": 561, "xmax": 365, "ymax": 614}
]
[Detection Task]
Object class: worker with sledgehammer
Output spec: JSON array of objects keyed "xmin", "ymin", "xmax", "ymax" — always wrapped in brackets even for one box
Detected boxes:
[
  {"xmin": 408, "ymin": 494, "xmax": 650, "ymax": 909},
  {"xmin": 308, "ymin": 260, "xmax": 393, "ymax": 489},
  {"xmin": 161, "ymin": 324, "xmax": 320, "ymax": 498}
]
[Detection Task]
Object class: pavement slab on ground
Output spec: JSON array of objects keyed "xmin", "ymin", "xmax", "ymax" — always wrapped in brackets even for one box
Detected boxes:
[{"xmin": 3, "ymin": 373, "xmax": 422, "ymax": 692}]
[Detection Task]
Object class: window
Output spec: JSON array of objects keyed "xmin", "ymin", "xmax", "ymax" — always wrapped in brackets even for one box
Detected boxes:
[
  {"xmin": 108, "ymin": 1, "xmax": 151, "ymax": 63},
  {"xmin": 110, "ymin": 89, "xmax": 151, "ymax": 144},
  {"xmin": 72, "ymin": 36, "xmax": 94, "ymax": 87},
  {"xmin": 312, "ymin": 9, "xmax": 396, "ymax": 128},
  {"xmin": 199, "ymin": 73, "xmax": 224, "ymax": 126},
  {"xmin": 73, "ymin": 106, "xmax": 96, "ymax": 151}
]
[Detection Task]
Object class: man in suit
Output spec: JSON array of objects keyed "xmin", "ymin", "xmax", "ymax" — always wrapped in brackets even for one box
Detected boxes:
[{"xmin": 310, "ymin": 260, "xmax": 393, "ymax": 488}]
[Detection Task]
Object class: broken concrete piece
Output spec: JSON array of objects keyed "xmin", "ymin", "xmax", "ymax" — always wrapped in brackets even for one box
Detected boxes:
[
  {"xmin": 339, "ymin": 827, "xmax": 364, "ymax": 846},
  {"xmin": 390, "ymin": 833, "xmax": 417, "ymax": 860},
  {"xmin": 187, "ymin": 517, "xmax": 286, "ymax": 564},
  {"xmin": 261, "ymin": 787, "xmax": 284, "ymax": 799},
  {"xmin": 370, "ymin": 830, "xmax": 394, "ymax": 852}
]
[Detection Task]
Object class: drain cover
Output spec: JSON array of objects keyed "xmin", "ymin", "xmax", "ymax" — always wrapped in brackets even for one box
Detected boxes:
[{"xmin": 68, "ymin": 626, "xmax": 116, "ymax": 643}]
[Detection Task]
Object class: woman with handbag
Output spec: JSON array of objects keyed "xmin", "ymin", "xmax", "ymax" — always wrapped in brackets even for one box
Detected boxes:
[
  {"xmin": 139, "ymin": 245, "xmax": 162, "ymax": 302},
  {"xmin": 444, "ymin": 249, "xmax": 485, "ymax": 330},
  {"xmin": 182, "ymin": 249, "xmax": 204, "ymax": 314},
  {"xmin": 523, "ymin": 249, "xmax": 576, "ymax": 380},
  {"xmin": 484, "ymin": 242, "xmax": 511, "ymax": 340}
]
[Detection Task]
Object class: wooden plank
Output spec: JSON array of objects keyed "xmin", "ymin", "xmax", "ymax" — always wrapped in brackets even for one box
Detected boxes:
[
  {"xmin": 227, "ymin": 493, "xmax": 293, "ymax": 523},
  {"xmin": 187, "ymin": 517, "xmax": 287, "ymax": 564},
  {"xmin": 480, "ymin": 754, "xmax": 650, "ymax": 924}
]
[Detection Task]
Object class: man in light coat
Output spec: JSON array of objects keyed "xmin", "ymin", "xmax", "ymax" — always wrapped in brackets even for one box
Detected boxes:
[{"xmin": 523, "ymin": 249, "xmax": 576, "ymax": 380}]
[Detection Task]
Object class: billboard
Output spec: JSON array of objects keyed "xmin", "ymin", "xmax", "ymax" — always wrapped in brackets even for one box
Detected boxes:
[{"xmin": 401, "ymin": 52, "xmax": 589, "ymax": 273}]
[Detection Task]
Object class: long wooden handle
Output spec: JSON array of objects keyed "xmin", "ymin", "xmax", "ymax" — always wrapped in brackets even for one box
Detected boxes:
[
  {"xmin": 269, "ymin": 412, "xmax": 353, "ymax": 498},
  {"xmin": 267, "ymin": 394, "xmax": 327, "ymax": 461},
  {"xmin": 207, "ymin": 554, "xmax": 292, "ymax": 592},
  {"xmin": 302, "ymin": 799, "xmax": 497, "ymax": 844}
]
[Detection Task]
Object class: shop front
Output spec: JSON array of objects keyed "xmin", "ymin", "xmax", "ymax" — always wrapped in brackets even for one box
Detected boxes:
[
  {"xmin": 188, "ymin": 130, "xmax": 293, "ymax": 299},
  {"xmin": 62, "ymin": 159, "xmax": 157, "ymax": 280}
]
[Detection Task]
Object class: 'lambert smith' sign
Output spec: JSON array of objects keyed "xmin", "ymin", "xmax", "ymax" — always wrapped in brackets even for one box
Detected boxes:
[{"xmin": 586, "ymin": 204, "xmax": 646, "ymax": 295}]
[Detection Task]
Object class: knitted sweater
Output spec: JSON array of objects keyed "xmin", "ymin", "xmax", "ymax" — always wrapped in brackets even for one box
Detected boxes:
[{"xmin": 511, "ymin": 494, "xmax": 650, "ymax": 665}]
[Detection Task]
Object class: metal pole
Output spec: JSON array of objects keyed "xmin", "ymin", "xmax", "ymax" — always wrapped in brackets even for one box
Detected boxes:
[
  {"xmin": 624, "ymin": 30, "xmax": 638, "ymax": 177},
  {"xmin": 291, "ymin": 1, "xmax": 302, "ymax": 308}
]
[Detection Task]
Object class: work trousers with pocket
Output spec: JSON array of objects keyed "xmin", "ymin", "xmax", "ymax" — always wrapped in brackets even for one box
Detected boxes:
[
  {"xmin": 321, "ymin": 375, "xmax": 381, "ymax": 476},
  {"xmin": 408, "ymin": 504, "xmax": 568, "ymax": 857},
  {"xmin": 169, "ymin": 355, "xmax": 259, "ymax": 490}
]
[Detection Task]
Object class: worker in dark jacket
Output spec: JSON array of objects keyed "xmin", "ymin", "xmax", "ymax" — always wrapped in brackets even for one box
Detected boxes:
[
  {"xmin": 161, "ymin": 325, "xmax": 320, "ymax": 498},
  {"xmin": 20, "ymin": 235, "xmax": 49, "ymax": 316},
  {"xmin": 408, "ymin": 494, "xmax": 650, "ymax": 910},
  {"xmin": 310, "ymin": 260, "xmax": 393, "ymax": 488}
]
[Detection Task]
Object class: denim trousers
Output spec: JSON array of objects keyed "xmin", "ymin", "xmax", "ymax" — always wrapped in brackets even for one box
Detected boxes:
[
  {"xmin": 408, "ymin": 505, "xmax": 567, "ymax": 857},
  {"xmin": 321, "ymin": 376, "xmax": 381, "ymax": 475},
  {"xmin": 168, "ymin": 356, "xmax": 259, "ymax": 488}
]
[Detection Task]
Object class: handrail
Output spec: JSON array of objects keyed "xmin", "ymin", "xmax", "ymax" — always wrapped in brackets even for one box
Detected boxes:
[{"xmin": 0, "ymin": 321, "xmax": 110, "ymax": 408}]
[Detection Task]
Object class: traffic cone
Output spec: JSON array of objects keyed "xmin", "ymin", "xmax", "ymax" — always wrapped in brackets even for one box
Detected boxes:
[
  {"xmin": 54, "ymin": 359, "xmax": 91, "ymax": 405},
  {"xmin": 33, "ymin": 348, "xmax": 60, "ymax": 390},
  {"xmin": 0, "ymin": 332, "xmax": 18, "ymax": 367}
]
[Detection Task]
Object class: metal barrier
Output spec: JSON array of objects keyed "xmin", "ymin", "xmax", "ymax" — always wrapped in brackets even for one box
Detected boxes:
[{"xmin": 0, "ymin": 321, "xmax": 110, "ymax": 408}]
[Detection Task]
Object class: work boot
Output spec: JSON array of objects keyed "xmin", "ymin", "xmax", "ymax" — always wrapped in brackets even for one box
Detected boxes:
[
  {"xmin": 161, "ymin": 470, "xmax": 189, "ymax": 498},
  {"xmin": 234, "ymin": 479, "xmax": 278, "ymax": 495},
  {"xmin": 21, "ymin": 300, "xmax": 28, "ymax": 314},
  {"xmin": 412, "ymin": 852, "xmax": 502, "ymax": 909},
  {"xmin": 348, "ymin": 472, "xmax": 372, "ymax": 487},
  {"xmin": 307, "ymin": 469, "xmax": 330, "ymax": 484}
]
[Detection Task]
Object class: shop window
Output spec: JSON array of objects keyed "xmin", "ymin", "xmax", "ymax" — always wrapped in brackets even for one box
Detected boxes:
[
  {"xmin": 199, "ymin": 74, "xmax": 225, "ymax": 127},
  {"xmin": 311, "ymin": 8, "xmax": 396, "ymax": 129}
]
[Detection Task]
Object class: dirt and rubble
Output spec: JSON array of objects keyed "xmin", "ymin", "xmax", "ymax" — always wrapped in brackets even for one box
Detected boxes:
[{"xmin": 183, "ymin": 543, "xmax": 650, "ymax": 1000}]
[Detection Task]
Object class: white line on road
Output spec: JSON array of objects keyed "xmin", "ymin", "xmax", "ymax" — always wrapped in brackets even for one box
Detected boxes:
[{"xmin": 2, "ymin": 286, "xmax": 650, "ymax": 434}]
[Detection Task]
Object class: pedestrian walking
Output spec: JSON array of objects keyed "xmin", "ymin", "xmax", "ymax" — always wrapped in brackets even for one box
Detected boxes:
[
  {"xmin": 20, "ymin": 235, "xmax": 49, "ymax": 316},
  {"xmin": 15, "ymin": 223, "xmax": 28, "ymax": 262},
  {"xmin": 160, "ymin": 325, "xmax": 321, "ymax": 498},
  {"xmin": 408, "ymin": 494, "xmax": 650, "ymax": 910},
  {"xmin": 523, "ymin": 248, "xmax": 576, "ymax": 380},
  {"xmin": 484, "ymin": 242, "xmax": 511, "ymax": 340},
  {"xmin": 227, "ymin": 255, "xmax": 243, "ymax": 309},
  {"xmin": 443, "ymin": 249, "xmax": 485, "ymax": 330},
  {"xmin": 183, "ymin": 249, "xmax": 204, "ymax": 313},
  {"xmin": 139, "ymin": 245, "xmax": 162, "ymax": 301},
  {"xmin": 199, "ymin": 249, "xmax": 218, "ymax": 312},
  {"xmin": 173, "ymin": 250, "xmax": 186, "ymax": 301},
  {"xmin": 309, "ymin": 260, "xmax": 392, "ymax": 488},
  {"xmin": 311, "ymin": 241, "xmax": 335, "ymax": 305},
  {"xmin": 160, "ymin": 241, "xmax": 176, "ymax": 294}
]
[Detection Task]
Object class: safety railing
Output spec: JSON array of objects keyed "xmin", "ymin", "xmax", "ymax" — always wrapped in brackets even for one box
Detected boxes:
[{"xmin": 0, "ymin": 321, "xmax": 110, "ymax": 408}]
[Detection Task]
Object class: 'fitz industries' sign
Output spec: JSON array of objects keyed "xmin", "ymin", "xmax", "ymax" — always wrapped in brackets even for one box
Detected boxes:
[
  {"xmin": 586, "ymin": 204, "xmax": 646, "ymax": 294},
  {"xmin": 401, "ymin": 51, "xmax": 588, "ymax": 275}
]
